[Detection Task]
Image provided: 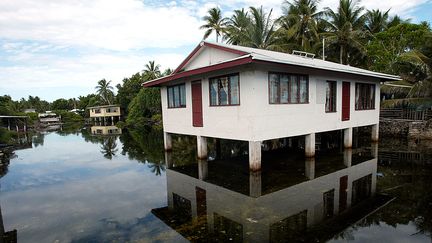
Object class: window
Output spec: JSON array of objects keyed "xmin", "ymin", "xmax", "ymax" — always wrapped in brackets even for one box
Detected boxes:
[
  {"xmin": 326, "ymin": 81, "xmax": 337, "ymax": 112},
  {"xmin": 355, "ymin": 83, "xmax": 375, "ymax": 110},
  {"xmin": 323, "ymin": 189, "xmax": 335, "ymax": 218},
  {"xmin": 167, "ymin": 84, "xmax": 186, "ymax": 108},
  {"xmin": 269, "ymin": 72, "xmax": 309, "ymax": 104},
  {"xmin": 95, "ymin": 109, "xmax": 101, "ymax": 114},
  {"xmin": 209, "ymin": 74, "xmax": 240, "ymax": 106}
]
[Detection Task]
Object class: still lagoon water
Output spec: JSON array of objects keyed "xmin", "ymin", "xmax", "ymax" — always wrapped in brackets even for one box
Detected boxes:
[{"xmin": 0, "ymin": 126, "xmax": 431, "ymax": 242}]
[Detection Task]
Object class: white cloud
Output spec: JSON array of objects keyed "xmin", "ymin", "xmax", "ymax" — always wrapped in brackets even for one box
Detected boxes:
[{"xmin": 0, "ymin": 0, "xmax": 202, "ymax": 51}]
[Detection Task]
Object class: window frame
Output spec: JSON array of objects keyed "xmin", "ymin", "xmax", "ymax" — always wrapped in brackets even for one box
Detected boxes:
[
  {"xmin": 325, "ymin": 80, "xmax": 337, "ymax": 113},
  {"xmin": 167, "ymin": 83, "xmax": 186, "ymax": 109},
  {"xmin": 268, "ymin": 72, "xmax": 309, "ymax": 105},
  {"xmin": 208, "ymin": 73, "xmax": 241, "ymax": 107},
  {"xmin": 355, "ymin": 83, "xmax": 376, "ymax": 111}
]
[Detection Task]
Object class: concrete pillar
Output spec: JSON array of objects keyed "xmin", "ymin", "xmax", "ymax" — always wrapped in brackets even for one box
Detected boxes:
[
  {"xmin": 7, "ymin": 119, "xmax": 10, "ymax": 130},
  {"xmin": 111, "ymin": 116, "xmax": 114, "ymax": 125},
  {"xmin": 198, "ymin": 159, "xmax": 208, "ymax": 180},
  {"xmin": 15, "ymin": 124, "xmax": 19, "ymax": 132},
  {"xmin": 249, "ymin": 141, "xmax": 262, "ymax": 171},
  {"xmin": 371, "ymin": 142, "xmax": 378, "ymax": 158},
  {"xmin": 215, "ymin": 138, "xmax": 221, "ymax": 159},
  {"xmin": 163, "ymin": 132, "xmax": 172, "ymax": 151},
  {"xmin": 305, "ymin": 157, "xmax": 315, "ymax": 180},
  {"xmin": 305, "ymin": 133, "xmax": 315, "ymax": 157},
  {"xmin": 197, "ymin": 136, "xmax": 208, "ymax": 159},
  {"xmin": 249, "ymin": 171, "xmax": 262, "ymax": 197},
  {"xmin": 164, "ymin": 151, "xmax": 173, "ymax": 168},
  {"xmin": 288, "ymin": 138, "xmax": 293, "ymax": 148},
  {"xmin": 343, "ymin": 127, "xmax": 353, "ymax": 148},
  {"xmin": 344, "ymin": 149, "xmax": 352, "ymax": 167},
  {"xmin": 371, "ymin": 124, "xmax": 379, "ymax": 142}
]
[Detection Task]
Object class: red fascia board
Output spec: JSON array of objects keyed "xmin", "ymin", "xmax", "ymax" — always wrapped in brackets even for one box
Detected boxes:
[
  {"xmin": 172, "ymin": 42, "xmax": 249, "ymax": 74},
  {"xmin": 143, "ymin": 56, "xmax": 253, "ymax": 87}
]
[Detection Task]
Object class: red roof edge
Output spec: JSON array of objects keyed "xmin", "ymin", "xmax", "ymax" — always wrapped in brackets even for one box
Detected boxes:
[
  {"xmin": 143, "ymin": 56, "xmax": 253, "ymax": 87},
  {"xmin": 172, "ymin": 41, "xmax": 249, "ymax": 74}
]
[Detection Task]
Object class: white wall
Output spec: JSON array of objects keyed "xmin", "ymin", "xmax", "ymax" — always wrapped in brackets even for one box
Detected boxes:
[
  {"xmin": 183, "ymin": 47, "xmax": 240, "ymax": 71},
  {"xmin": 161, "ymin": 63, "xmax": 380, "ymax": 142}
]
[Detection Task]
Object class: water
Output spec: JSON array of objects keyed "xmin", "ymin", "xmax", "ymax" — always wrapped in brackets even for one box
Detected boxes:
[{"xmin": 0, "ymin": 127, "xmax": 431, "ymax": 242}]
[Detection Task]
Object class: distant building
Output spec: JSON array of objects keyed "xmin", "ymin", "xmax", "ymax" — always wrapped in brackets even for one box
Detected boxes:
[
  {"xmin": 87, "ymin": 105, "xmax": 121, "ymax": 125},
  {"xmin": 144, "ymin": 41, "xmax": 400, "ymax": 170},
  {"xmin": 38, "ymin": 111, "xmax": 61, "ymax": 125},
  {"xmin": 69, "ymin": 108, "xmax": 84, "ymax": 114},
  {"xmin": 91, "ymin": 125, "xmax": 122, "ymax": 135},
  {"xmin": 23, "ymin": 108, "xmax": 36, "ymax": 113}
]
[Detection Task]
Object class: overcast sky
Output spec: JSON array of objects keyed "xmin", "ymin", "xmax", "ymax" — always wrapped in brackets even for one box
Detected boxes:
[{"xmin": 1, "ymin": 0, "xmax": 431, "ymax": 101}]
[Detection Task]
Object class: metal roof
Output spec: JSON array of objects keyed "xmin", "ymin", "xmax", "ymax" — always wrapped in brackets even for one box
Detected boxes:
[{"xmin": 144, "ymin": 41, "xmax": 400, "ymax": 87}]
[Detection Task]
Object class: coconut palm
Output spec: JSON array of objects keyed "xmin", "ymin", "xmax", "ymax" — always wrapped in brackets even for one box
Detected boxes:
[
  {"xmin": 95, "ymin": 79, "xmax": 114, "ymax": 105},
  {"xmin": 324, "ymin": 0, "xmax": 366, "ymax": 64},
  {"xmin": 365, "ymin": 9, "xmax": 390, "ymax": 34},
  {"xmin": 142, "ymin": 61, "xmax": 161, "ymax": 81},
  {"xmin": 100, "ymin": 137, "xmax": 118, "ymax": 160},
  {"xmin": 243, "ymin": 6, "xmax": 280, "ymax": 50},
  {"xmin": 200, "ymin": 7, "xmax": 228, "ymax": 42},
  {"xmin": 280, "ymin": 0, "xmax": 323, "ymax": 52},
  {"xmin": 225, "ymin": 8, "xmax": 250, "ymax": 45}
]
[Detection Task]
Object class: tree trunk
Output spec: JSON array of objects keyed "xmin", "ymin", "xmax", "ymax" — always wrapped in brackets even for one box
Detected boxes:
[{"xmin": 340, "ymin": 45, "xmax": 344, "ymax": 64}]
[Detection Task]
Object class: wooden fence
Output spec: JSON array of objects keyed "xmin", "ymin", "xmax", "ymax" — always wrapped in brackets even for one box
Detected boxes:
[{"xmin": 380, "ymin": 108, "xmax": 432, "ymax": 121}]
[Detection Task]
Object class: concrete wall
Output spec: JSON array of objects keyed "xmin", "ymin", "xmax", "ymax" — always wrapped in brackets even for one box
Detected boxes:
[
  {"xmin": 166, "ymin": 158, "xmax": 377, "ymax": 242},
  {"xmin": 161, "ymin": 63, "xmax": 380, "ymax": 141},
  {"xmin": 89, "ymin": 106, "xmax": 121, "ymax": 118}
]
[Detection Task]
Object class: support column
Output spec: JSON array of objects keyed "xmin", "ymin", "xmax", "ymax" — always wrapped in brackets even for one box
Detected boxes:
[
  {"xmin": 111, "ymin": 116, "xmax": 114, "ymax": 125},
  {"xmin": 164, "ymin": 151, "xmax": 173, "ymax": 168},
  {"xmin": 215, "ymin": 138, "xmax": 221, "ymax": 160},
  {"xmin": 163, "ymin": 132, "xmax": 172, "ymax": 151},
  {"xmin": 343, "ymin": 127, "xmax": 353, "ymax": 148},
  {"xmin": 249, "ymin": 141, "xmax": 262, "ymax": 171},
  {"xmin": 198, "ymin": 159, "xmax": 208, "ymax": 180},
  {"xmin": 197, "ymin": 136, "xmax": 208, "ymax": 159},
  {"xmin": 305, "ymin": 133, "xmax": 315, "ymax": 157},
  {"xmin": 371, "ymin": 142, "xmax": 378, "ymax": 158},
  {"xmin": 371, "ymin": 124, "xmax": 379, "ymax": 142},
  {"xmin": 305, "ymin": 157, "xmax": 315, "ymax": 180},
  {"xmin": 249, "ymin": 171, "xmax": 262, "ymax": 197},
  {"xmin": 343, "ymin": 149, "xmax": 352, "ymax": 167}
]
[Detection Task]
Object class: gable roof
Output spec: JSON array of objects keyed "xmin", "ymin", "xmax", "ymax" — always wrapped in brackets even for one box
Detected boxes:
[{"xmin": 143, "ymin": 41, "xmax": 400, "ymax": 87}]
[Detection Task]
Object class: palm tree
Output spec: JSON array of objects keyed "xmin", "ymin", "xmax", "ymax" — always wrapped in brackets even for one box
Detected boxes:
[
  {"xmin": 100, "ymin": 137, "xmax": 118, "ymax": 160},
  {"xmin": 280, "ymin": 0, "xmax": 323, "ymax": 52},
  {"xmin": 365, "ymin": 9, "xmax": 390, "ymax": 34},
  {"xmin": 95, "ymin": 79, "xmax": 114, "ymax": 105},
  {"xmin": 200, "ymin": 7, "xmax": 228, "ymax": 42},
  {"xmin": 148, "ymin": 160, "xmax": 166, "ymax": 176},
  {"xmin": 225, "ymin": 8, "xmax": 250, "ymax": 45},
  {"xmin": 243, "ymin": 6, "xmax": 280, "ymax": 50},
  {"xmin": 324, "ymin": 0, "xmax": 366, "ymax": 64},
  {"xmin": 142, "ymin": 61, "xmax": 161, "ymax": 81}
]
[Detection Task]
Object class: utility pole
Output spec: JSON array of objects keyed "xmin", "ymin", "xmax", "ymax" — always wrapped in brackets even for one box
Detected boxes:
[{"xmin": 322, "ymin": 37, "xmax": 326, "ymax": 61}]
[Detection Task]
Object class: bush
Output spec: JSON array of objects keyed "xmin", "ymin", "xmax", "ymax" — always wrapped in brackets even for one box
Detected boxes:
[{"xmin": 0, "ymin": 128, "xmax": 16, "ymax": 145}]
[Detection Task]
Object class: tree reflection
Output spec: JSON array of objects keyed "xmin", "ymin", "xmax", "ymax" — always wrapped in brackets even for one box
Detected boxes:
[{"xmin": 100, "ymin": 137, "xmax": 118, "ymax": 160}]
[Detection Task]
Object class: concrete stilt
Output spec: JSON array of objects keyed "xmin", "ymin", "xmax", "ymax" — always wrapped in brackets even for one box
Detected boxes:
[
  {"xmin": 215, "ymin": 139, "xmax": 221, "ymax": 159},
  {"xmin": 198, "ymin": 159, "xmax": 208, "ymax": 180},
  {"xmin": 249, "ymin": 141, "xmax": 262, "ymax": 171},
  {"xmin": 15, "ymin": 125, "xmax": 19, "ymax": 132},
  {"xmin": 249, "ymin": 171, "xmax": 262, "ymax": 197},
  {"xmin": 305, "ymin": 157, "xmax": 315, "ymax": 180},
  {"xmin": 343, "ymin": 149, "xmax": 352, "ymax": 167},
  {"xmin": 197, "ymin": 136, "xmax": 208, "ymax": 159},
  {"xmin": 371, "ymin": 142, "xmax": 378, "ymax": 158},
  {"xmin": 163, "ymin": 132, "xmax": 172, "ymax": 151},
  {"xmin": 343, "ymin": 127, "xmax": 353, "ymax": 148},
  {"xmin": 164, "ymin": 151, "xmax": 173, "ymax": 168},
  {"xmin": 111, "ymin": 116, "xmax": 114, "ymax": 125},
  {"xmin": 371, "ymin": 124, "xmax": 379, "ymax": 142},
  {"xmin": 305, "ymin": 133, "xmax": 315, "ymax": 157}
]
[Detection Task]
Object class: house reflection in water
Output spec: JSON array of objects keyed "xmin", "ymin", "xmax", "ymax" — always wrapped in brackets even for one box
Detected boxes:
[
  {"xmin": 152, "ymin": 144, "xmax": 390, "ymax": 242},
  {"xmin": 90, "ymin": 126, "xmax": 122, "ymax": 136}
]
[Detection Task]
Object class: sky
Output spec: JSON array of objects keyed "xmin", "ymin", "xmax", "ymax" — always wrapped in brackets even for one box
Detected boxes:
[{"xmin": 0, "ymin": 0, "xmax": 431, "ymax": 102}]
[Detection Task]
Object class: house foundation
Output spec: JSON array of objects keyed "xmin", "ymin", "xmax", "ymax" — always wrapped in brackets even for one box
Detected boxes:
[
  {"xmin": 164, "ymin": 132, "xmax": 172, "ymax": 151},
  {"xmin": 197, "ymin": 136, "xmax": 208, "ymax": 159},
  {"xmin": 305, "ymin": 133, "xmax": 315, "ymax": 157},
  {"xmin": 249, "ymin": 141, "xmax": 262, "ymax": 171},
  {"xmin": 344, "ymin": 127, "xmax": 353, "ymax": 148}
]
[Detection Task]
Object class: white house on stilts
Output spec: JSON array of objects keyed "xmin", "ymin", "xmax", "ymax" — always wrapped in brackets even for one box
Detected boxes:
[{"xmin": 143, "ymin": 41, "xmax": 400, "ymax": 171}]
